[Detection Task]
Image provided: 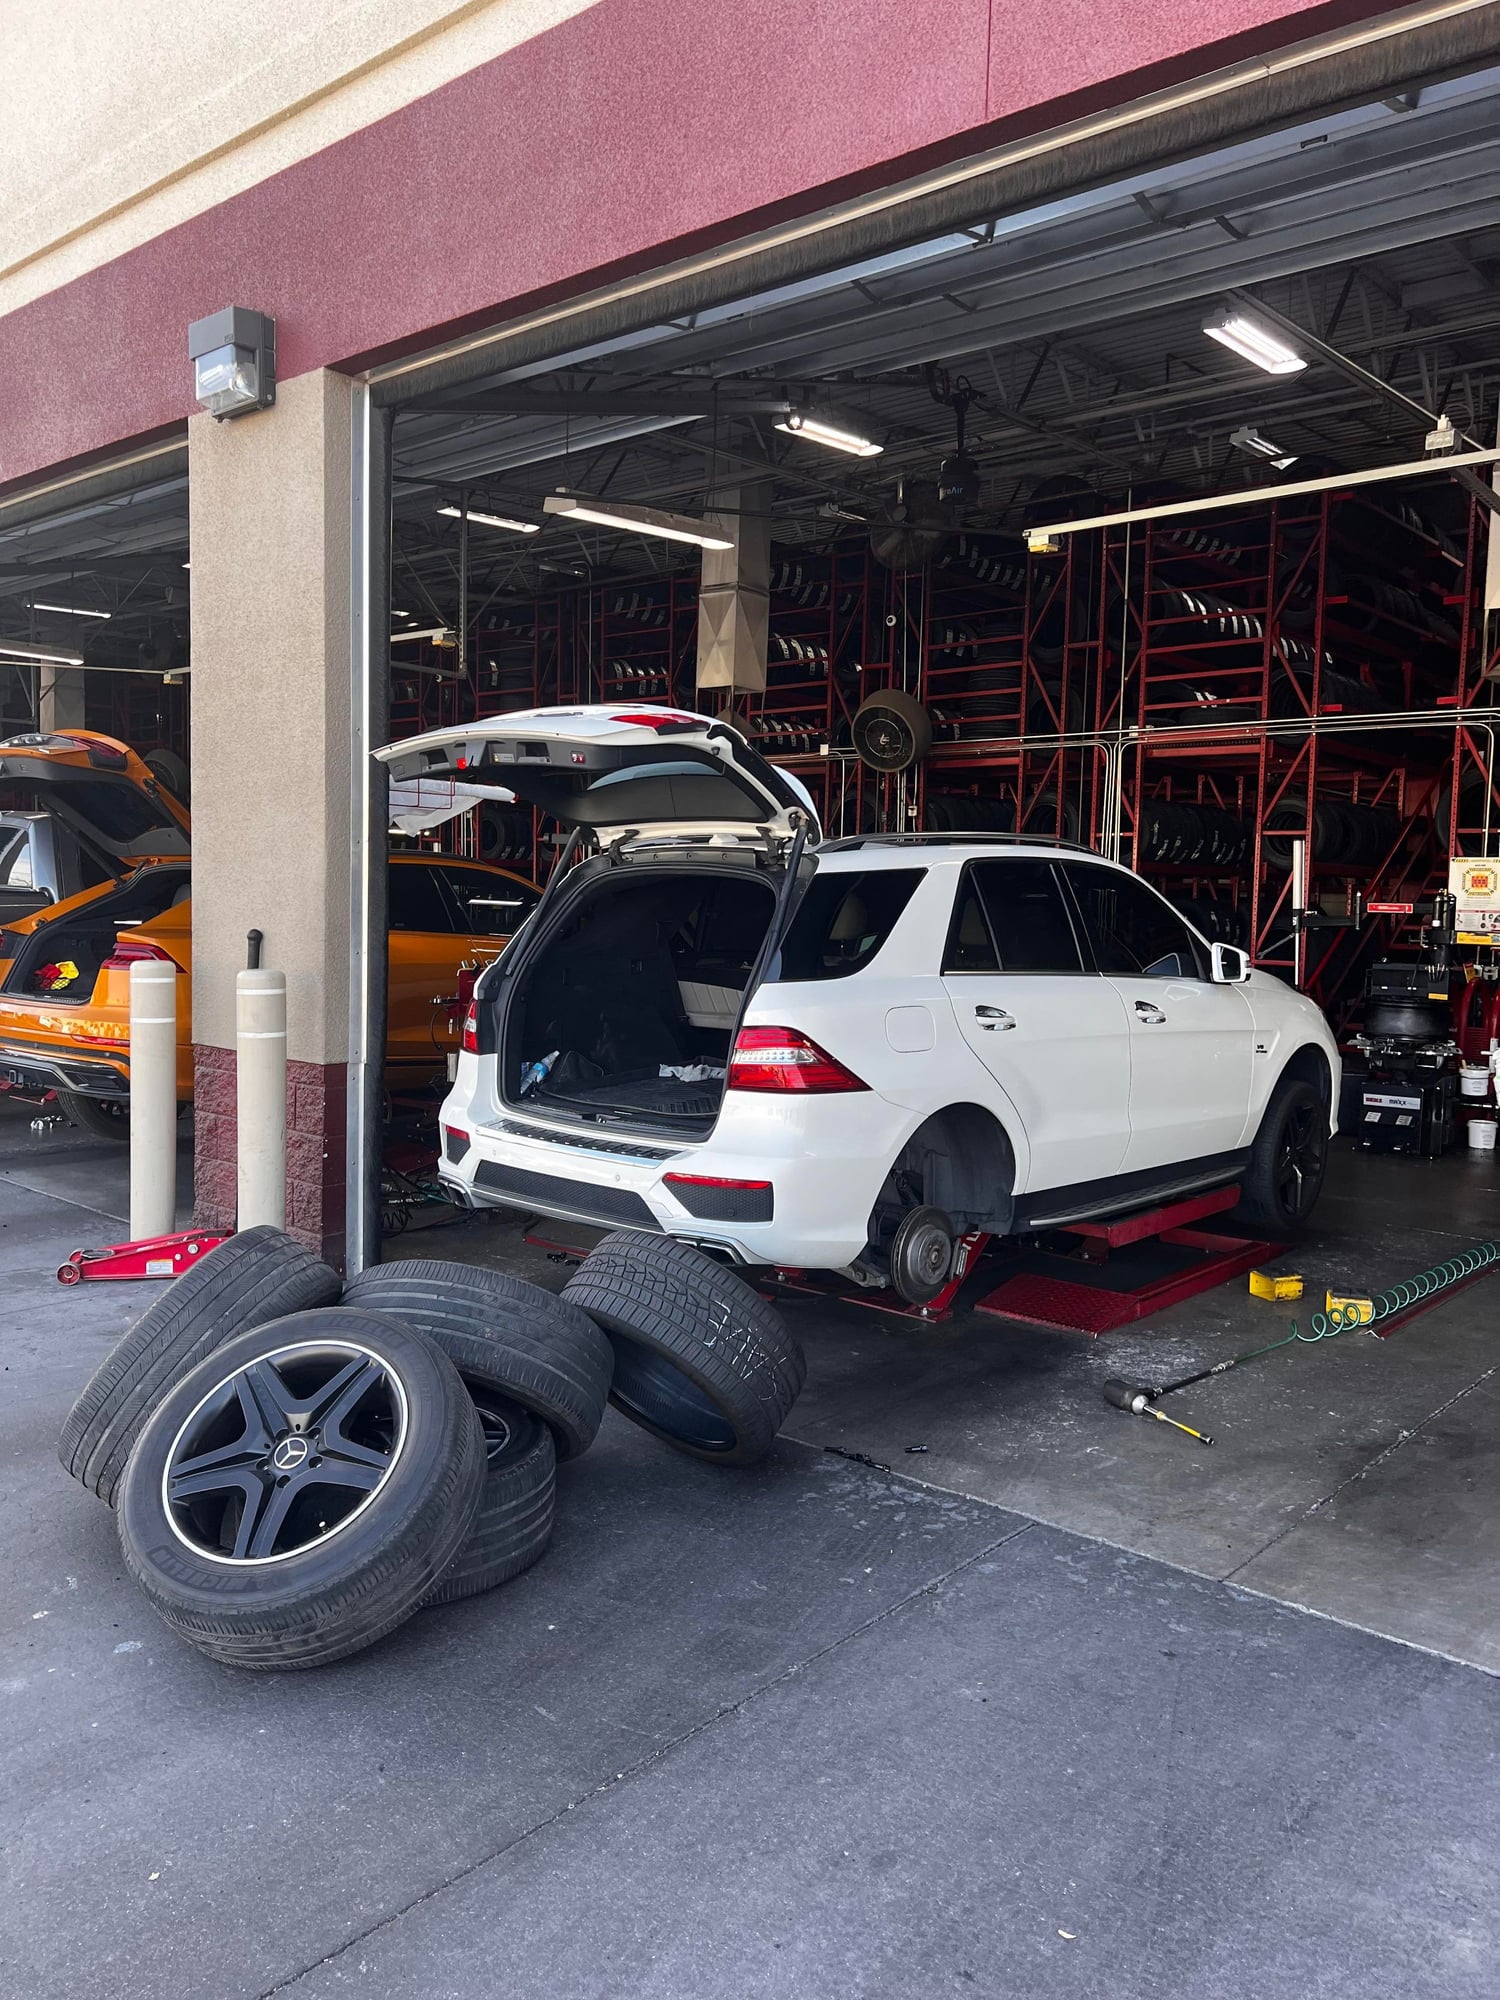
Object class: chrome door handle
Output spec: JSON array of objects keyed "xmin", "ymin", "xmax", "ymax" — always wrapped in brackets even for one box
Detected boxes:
[
  {"xmin": 1134, "ymin": 1001, "xmax": 1167, "ymax": 1025},
  {"xmin": 974, "ymin": 1005, "xmax": 1016, "ymax": 1031}
]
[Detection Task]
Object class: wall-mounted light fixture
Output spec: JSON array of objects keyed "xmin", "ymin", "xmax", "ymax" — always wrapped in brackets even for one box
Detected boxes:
[{"xmin": 188, "ymin": 307, "xmax": 276, "ymax": 419}]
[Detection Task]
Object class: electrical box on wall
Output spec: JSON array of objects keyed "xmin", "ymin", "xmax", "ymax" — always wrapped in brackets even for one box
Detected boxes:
[{"xmin": 1450, "ymin": 857, "xmax": 1500, "ymax": 944}]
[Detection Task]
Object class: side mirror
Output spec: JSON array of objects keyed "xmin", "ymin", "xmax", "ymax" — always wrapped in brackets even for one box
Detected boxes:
[{"xmin": 1211, "ymin": 942, "xmax": 1251, "ymax": 984}]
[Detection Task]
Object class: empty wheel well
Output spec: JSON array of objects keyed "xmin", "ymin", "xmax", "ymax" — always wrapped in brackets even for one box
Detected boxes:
[
  {"xmin": 870, "ymin": 1105, "xmax": 1017, "ymax": 1241},
  {"xmin": 1278, "ymin": 1043, "xmax": 1334, "ymax": 1111}
]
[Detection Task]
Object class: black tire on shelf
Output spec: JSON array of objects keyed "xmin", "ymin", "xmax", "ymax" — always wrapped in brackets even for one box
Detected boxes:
[
  {"xmin": 1234, "ymin": 1077, "xmax": 1330, "ymax": 1234},
  {"xmin": 851, "ymin": 689, "xmax": 933, "ymax": 773},
  {"xmin": 340, "ymin": 1259, "xmax": 612, "ymax": 1460},
  {"xmin": 425, "ymin": 1393, "xmax": 555, "ymax": 1605},
  {"xmin": 58, "ymin": 1227, "xmax": 342, "ymax": 1508},
  {"xmin": 117, "ymin": 1307, "xmax": 485, "ymax": 1670},
  {"xmin": 562, "ymin": 1232, "xmax": 805, "ymax": 1466},
  {"xmin": 55, "ymin": 1091, "xmax": 131, "ymax": 1143}
]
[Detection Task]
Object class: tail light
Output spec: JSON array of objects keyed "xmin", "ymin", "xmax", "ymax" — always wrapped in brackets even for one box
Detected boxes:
[
  {"xmin": 461, "ymin": 1003, "xmax": 479, "ymax": 1054},
  {"xmin": 103, "ymin": 939, "xmax": 175, "ymax": 972},
  {"xmin": 727, "ymin": 1026, "xmax": 867, "ymax": 1094}
]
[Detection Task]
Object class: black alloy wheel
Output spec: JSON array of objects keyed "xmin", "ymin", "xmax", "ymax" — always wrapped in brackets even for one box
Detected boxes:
[
  {"xmin": 119, "ymin": 1307, "xmax": 485, "ymax": 1668},
  {"xmin": 1235, "ymin": 1077, "xmax": 1329, "ymax": 1233},
  {"xmin": 1272, "ymin": 1094, "xmax": 1329, "ymax": 1227},
  {"xmin": 163, "ymin": 1339, "xmax": 406, "ymax": 1564}
]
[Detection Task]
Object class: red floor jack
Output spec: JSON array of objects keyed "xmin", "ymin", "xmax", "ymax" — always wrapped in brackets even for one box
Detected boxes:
[{"xmin": 57, "ymin": 1229, "xmax": 231, "ymax": 1285}]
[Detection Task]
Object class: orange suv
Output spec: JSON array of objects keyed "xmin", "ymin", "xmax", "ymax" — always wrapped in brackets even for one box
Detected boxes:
[{"xmin": 0, "ymin": 731, "xmax": 537, "ymax": 1138}]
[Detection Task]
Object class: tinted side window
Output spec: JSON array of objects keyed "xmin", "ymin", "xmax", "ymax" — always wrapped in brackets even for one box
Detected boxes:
[
  {"xmin": 388, "ymin": 863, "xmax": 453, "ymax": 932},
  {"xmin": 971, "ymin": 859, "xmax": 1083, "ymax": 973},
  {"xmin": 776, "ymin": 868, "xmax": 924, "ymax": 981},
  {"xmin": 943, "ymin": 876, "xmax": 998, "ymax": 973},
  {"xmin": 439, "ymin": 867, "xmax": 539, "ymax": 937},
  {"xmin": 1063, "ymin": 865, "xmax": 1208, "ymax": 979}
]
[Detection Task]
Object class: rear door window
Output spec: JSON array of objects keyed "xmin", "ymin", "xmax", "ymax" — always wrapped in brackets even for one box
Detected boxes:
[
  {"xmin": 387, "ymin": 863, "xmax": 453, "ymax": 932},
  {"xmin": 436, "ymin": 867, "xmax": 539, "ymax": 936},
  {"xmin": 776, "ymin": 868, "xmax": 924, "ymax": 981},
  {"xmin": 964, "ymin": 859, "xmax": 1084, "ymax": 973},
  {"xmin": 1061, "ymin": 863, "xmax": 1209, "ymax": 979}
]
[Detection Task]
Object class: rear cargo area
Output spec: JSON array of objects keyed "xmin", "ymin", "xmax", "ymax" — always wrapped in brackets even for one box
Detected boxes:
[{"xmin": 507, "ymin": 867, "xmax": 778, "ymax": 1129}]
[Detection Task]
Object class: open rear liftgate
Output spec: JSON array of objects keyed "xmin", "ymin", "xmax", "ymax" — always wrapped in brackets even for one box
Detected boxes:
[{"xmin": 769, "ymin": 1185, "xmax": 1282, "ymax": 1336}]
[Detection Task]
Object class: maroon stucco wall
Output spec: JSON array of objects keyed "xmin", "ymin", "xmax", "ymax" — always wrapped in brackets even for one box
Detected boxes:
[{"xmin": 2, "ymin": 0, "xmax": 1391, "ymax": 489}]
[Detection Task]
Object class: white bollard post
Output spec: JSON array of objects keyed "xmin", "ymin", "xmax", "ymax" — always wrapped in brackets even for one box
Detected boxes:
[
  {"xmin": 237, "ymin": 969, "xmax": 287, "ymax": 1231},
  {"xmin": 129, "ymin": 958, "xmax": 179, "ymax": 1242}
]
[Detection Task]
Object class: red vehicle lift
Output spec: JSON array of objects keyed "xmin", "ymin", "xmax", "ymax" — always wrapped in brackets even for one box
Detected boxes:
[{"xmin": 973, "ymin": 1185, "xmax": 1282, "ymax": 1335}]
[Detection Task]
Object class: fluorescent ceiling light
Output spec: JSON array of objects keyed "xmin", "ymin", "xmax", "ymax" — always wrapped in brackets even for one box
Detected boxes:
[
  {"xmin": 1230, "ymin": 425, "xmax": 1298, "ymax": 471},
  {"xmin": 774, "ymin": 408, "xmax": 883, "ymax": 457},
  {"xmin": 542, "ymin": 492, "xmax": 734, "ymax": 550},
  {"xmin": 0, "ymin": 640, "xmax": 85, "ymax": 666},
  {"xmin": 1202, "ymin": 306, "xmax": 1306, "ymax": 375},
  {"xmin": 391, "ymin": 625, "xmax": 455, "ymax": 644},
  {"xmin": 30, "ymin": 601, "xmax": 111, "ymax": 620},
  {"xmin": 181, "ymin": 561, "xmax": 191, "ymax": 571},
  {"xmin": 436, "ymin": 504, "xmax": 540, "ymax": 534}
]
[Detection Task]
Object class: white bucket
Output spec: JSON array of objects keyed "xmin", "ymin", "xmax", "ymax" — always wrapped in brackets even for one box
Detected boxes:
[
  {"xmin": 1467, "ymin": 1117, "xmax": 1498, "ymax": 1153},
  {"xmin": 1460, "ymin": 1064, "xmax": 1492, "ymax": 1099}
]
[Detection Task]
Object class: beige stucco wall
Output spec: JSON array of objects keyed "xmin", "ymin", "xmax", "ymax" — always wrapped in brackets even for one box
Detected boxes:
[
  {"xmin": 187, "ymin": 369, "xmax": 353, "ymax": 1062},
  {"xmin": 0, "ymin": 0, "xmax": 602, "ymax": 318}
]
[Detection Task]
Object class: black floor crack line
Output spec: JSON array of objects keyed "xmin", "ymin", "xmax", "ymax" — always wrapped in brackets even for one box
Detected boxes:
[
  {"xmin": 1222, "ymin": 1361, "xmax": 1500, "ymax": 1585},
  {"xmin": 256, "ymin": 1517, "xmax": 1038, "ymax": 1999}
]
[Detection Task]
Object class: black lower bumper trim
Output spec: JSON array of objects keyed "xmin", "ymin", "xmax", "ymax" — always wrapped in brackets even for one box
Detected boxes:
[{"xmin": 473, "ymin": 1159, "xmax": 660, "ymax": 1229}]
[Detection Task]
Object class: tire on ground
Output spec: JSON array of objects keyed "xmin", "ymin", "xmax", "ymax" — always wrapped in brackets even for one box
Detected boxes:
[
  {"xmin": 55, "ymin": 1091, "xmax": 131, "ymax": 1143},
  {"xmin": 117, "ymin": 1307, "xmax": 485, "ymax": 1669},
  {"xmin": 426, "ymin": 1393, "xmax": 555, "ymax": 1604},
  {"xmin": 341, "ymin": 1259, "xmax": 612, "ymax": 1460},
  {"xmin": 1234, "ymin": 1076, "xmax": 1330, "ymax": 1233},
  {"xmin": 58, "ymin": 1226, "xmax": 342, "ymax": 1507},
  {"xmin": 562, "ymin": 1231, "xmax": 805, "ymax": 1466}
]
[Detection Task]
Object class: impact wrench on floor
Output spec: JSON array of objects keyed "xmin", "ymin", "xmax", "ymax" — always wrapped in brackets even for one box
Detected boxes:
[{"xmin": 1101, "ymin": 1238, "xmax": 1500, "ymax": 1445}]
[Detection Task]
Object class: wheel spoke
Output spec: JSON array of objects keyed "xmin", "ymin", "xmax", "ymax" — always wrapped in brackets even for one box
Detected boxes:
[
  {"xmin": 240, "ymin": 1359, "xmax": 299, "ymax": 1435},
  {"xmin": 168, "ymin": 1464, "xmax": 266, "ymax": 1511},
  {"xmin": 322, "ymin": 1430, "xmax": 391, "ymax": 1472},
  {"xmin": 315, "ymin": 1452, "xmax": 385, "ymax": 1492},
  {"xmin": 307, "ymin": 1355, "xmax": 382, "ymax": 1432},
  {"xmin": 241, "ymin": 1478, "xmax": 301, "ymax": 1560}
]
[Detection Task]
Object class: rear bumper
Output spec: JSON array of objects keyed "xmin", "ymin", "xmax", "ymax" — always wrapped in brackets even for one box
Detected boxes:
[
  {"xmin": 440, "ymin": 1095, "xmax": 906, "ymax": 1269},
  {"xmin": 0, "ymin": 1040, "xmax": 129, "ymax": 1098}
]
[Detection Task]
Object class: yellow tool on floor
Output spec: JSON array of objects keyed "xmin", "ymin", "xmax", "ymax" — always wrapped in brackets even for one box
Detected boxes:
[
  {"xmin": 1324, "ymin": 1291, "xmax": 1375, "ymax": 1325},
  {"xmin": 1248, "ymin": 1268, "xmax": 1303, "ymax": 1302}
]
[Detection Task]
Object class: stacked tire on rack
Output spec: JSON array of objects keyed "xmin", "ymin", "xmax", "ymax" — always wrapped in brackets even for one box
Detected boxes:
[{"xmin": 57, "ymin": 1228, "xmax": 805, "ymax": 1671}]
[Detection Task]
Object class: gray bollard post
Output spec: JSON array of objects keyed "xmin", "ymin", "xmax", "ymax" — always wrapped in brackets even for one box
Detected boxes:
[
  {"xmin": 237, "ymin": 968, "xmax": 287, "ymax": 1230},
  {"xmin": 129, "ymin": 958, "xmax": 178, "ymax": 1242}
]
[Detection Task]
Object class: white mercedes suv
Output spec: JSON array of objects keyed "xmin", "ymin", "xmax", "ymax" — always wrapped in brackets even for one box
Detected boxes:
[{"xmin": 379, "ymin": 707, "xmax": 1339, "ymax": 1303}]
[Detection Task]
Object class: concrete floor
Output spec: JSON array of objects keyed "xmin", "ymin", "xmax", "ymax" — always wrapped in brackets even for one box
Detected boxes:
[{"xmin": 4, "ymin": 1101, "xmax": 1499, "ymax": 1998}]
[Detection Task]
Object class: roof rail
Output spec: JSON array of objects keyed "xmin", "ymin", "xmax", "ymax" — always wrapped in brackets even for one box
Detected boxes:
[{"xmin": 819, "ymin": 831, "xmax": 1099, "ymax": 855}]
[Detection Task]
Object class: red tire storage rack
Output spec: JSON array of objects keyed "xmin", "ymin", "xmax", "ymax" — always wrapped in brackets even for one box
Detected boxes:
[{"xmin": 386, "ymin": 485, "xmax": 1496, "ymax": 1021}]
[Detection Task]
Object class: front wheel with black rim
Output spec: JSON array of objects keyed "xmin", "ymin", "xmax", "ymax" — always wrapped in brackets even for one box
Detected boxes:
[
  {"xmin": 562, "ymin": 1233, "xmax": 805, "ymax": 1466},
  {"xmin": 1234, "ymin": 1078, "xmax": 1329, "ymax": 1234},
  {"xmin": 117, "ymin": 1307, "xmax": 485, "ymax": 1670}
]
